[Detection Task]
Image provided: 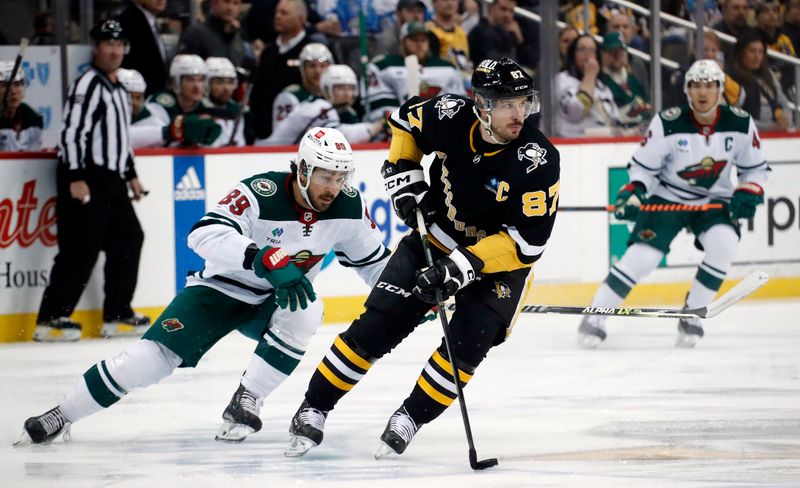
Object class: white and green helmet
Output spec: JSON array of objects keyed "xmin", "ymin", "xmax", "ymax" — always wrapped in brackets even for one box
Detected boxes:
[
  {"xmin": 205, "ymin": 56, "xmax": 237, "ymax": 88},
  {"xmin": 683, "ymin": 59, "xmax": 725, "ymax": 113},
  {"xmin": 117, "ymin": 68, "xmax": 146, "ymax": 93},
  {"xmin": 320, "ymin": 64, "xmax": 357, "ymax": 102},
  {"xmin": 169, "ymin": 54, "xmax": 206, "ymax": 91},
  {"xmin": 296, "ymin": 126, "xmax": 354, "ymax": 210}
]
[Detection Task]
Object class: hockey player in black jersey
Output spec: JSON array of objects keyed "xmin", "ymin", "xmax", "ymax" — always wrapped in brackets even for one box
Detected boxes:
[{"xmin": 285, "ymin": 57, "xmax": 561, "ymax": 459}]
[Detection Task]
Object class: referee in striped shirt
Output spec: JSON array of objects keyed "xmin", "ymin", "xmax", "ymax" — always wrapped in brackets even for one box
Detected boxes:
[{"xmin": 36, "ymin": 19, "xmax": 151, "ymax": 342}]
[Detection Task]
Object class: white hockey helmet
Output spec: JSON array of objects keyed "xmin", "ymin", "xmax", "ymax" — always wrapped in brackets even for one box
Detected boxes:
[
  {"xmin": 683, "ymin": 59, "xmax": 725, "ymax": 114},
  {"xmin": 117, "ymin": 68, "xmax": 146, "ymax": 93},
  {"xmin": 320, "ymin": 64, "xmax": 357, "ymax": 102},
  {"xmin": 205, "ymin": 56, "xmax": 237, "ymax": 88},
  {"xmin": 299, "ymin": 43, "xmax": 333, "ymax": 77},
  {"xmin": 0, "ymin": 60, "xmax": 24, "ymax": 83},
  {"xmin": 296, "ymin": 127, "xmax": 355, "ymax": 210},
  {"xmin": 169, "ymin": 54, "xmax": 206, "ymax": 90}
]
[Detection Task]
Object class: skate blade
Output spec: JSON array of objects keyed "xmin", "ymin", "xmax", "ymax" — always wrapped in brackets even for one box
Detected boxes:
[
  {"xmin": 33, "ymin": 327, "xmax": 81, "ymax": 343},
  {"xmin": 675, "ymin": 333, "xmax": 699, "ymax": 349},
  {"xmin": 215, "ymin": 421, "xmax": 254, "ymax": 443},
  {"xmin": 374, "ymin": 441, "xmax": 399, "ymax": 460},
  {"xmin": 284, "ymin": 435, "xmax": 317, "ymax": 457},
  {"xmin": 577, "ymin": 333, "xmax": 602, "ymax": 350},
  {"xmin": 12, "ymin": 430, "xmax": 33, "ymax": 447}
]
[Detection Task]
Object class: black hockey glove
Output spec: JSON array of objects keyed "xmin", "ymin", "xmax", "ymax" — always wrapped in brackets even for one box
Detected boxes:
[
  {"xmin": 413, "ymin": 247, "xmax": 484, "ymax": 304},
  {"xmin": 382, "ymin": 159, "xmax": 437, "ymax": 229}
]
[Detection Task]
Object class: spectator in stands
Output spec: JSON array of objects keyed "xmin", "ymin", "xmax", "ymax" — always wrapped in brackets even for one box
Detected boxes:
[
  {"xmin": 600, "ymin": 32, "xmax": 651, "ymax": 130},
  {"xmin": 205, "ymin": 56, "xmax": 245, "ymax": 146},
  {"xmin": 117, "ymin": 68, "xmax": 149, "ymax": 123},
  {"xmin": 272, "ymin": 43, "xmax": 332, "ymax": 135},
  {"xmin": 374, "ymin": 0, "xmax": 427, "ymax": 59},
  {"xmin": 725, "ymin": 31, "xmax": 792, "ymax": 131},
  {"xmin": 558, "ymin": 26, "xmax": 580, "ymax": 70},
  {"xmin": 116, "ymin": 0, "xmax": 169, "ymax": 96},
  {"xmin": 130, "ymin": 54, "xmax": 222, "ymax": 147},
  {"xmin": 244, "ymin": 0, "xmax": 337, "ymax": 48},
  {"xmin": 0, "ymin": 61, "xmax": 43, "ymax": 151},
  {"xmin": 606, "ymin": 10, "xmax": 649, "ymax": 94},
  {"xmin": 365, "ymin": 21, "xmax": 465, "ymax": 121},
  {"xmin": 755, "ymin": 0, "xmax": 797, "ymax": 98},
  {"xmin": 248, "ymin": 0, "xmax": 314, "ymax": 141},
  {"xmin": 178, "ymin": 0, "xmax": 253, "ymax": 70},
  {"xmin": 467, "ymin": 0, "xmax": 537, "ymax": 72},
  {"xmin": 561, "ymin": 0, "xmax": 603, "ymax": 36},
  {"xmin": 30, "ymin": 11, "xmax": 55, "ymax": 45},
  {"xmin": 555, "ymin": 34, "xmax": 622, "ymax": 137},
  {"xmin": 782, "ymin": 0, "xmax": 800, "ymax": 55},
  {"xmin": 427, "ymin": 0, "xmax": 472, "ymax": 74},
  {"xmin": 257, "ymin": 64, "xmax": 384, "ymax": 145},
  {"xmin": 713, "ymin": 0, "xmax": 756, "ymax": 63}
]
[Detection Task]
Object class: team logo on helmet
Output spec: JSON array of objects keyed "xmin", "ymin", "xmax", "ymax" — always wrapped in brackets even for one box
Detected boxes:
[
  {"xmin": 161, "ymin": 318, "xmax": 185, "ymax": 332},
  {"xmin": 250, "ymin": 178, "xmax": 277, "ymax": 197},
  {"xmin": 517, "ymin": 142, "xmax": 548, "ymax": 173},
  {"xmin": 435, "ymin": 95, "xmax": 465, "ymax": 120}
]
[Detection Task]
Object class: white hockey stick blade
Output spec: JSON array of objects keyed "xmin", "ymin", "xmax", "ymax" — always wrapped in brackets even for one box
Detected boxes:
[
  {"xmin": 696, "ymin": 270, "xmax": 769, "ymax": 318},
  {"xmin": 405, "ymin": 55, "xmax": 420, "ymax": 98}
]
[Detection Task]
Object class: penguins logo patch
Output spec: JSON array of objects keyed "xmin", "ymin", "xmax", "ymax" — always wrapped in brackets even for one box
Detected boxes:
[
  {"xmin": 517, "ymin": 142, "xmax": 548, "ymax": 173},
  {"xmin": 435, "ymin": 95, "xmax": 465, "ymax": 120},
  {"xmin": 494, "ymin": 281, "xmax": 512, "ymax": 299},
  {"xmin": 250, "ymin": 178, "xmax": 277, "ymax": 197}
]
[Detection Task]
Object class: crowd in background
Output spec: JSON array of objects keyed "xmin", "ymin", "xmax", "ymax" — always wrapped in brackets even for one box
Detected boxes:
[{"xmin": 2, "ymin": 0, "xmax": 800, "ymax": 153}]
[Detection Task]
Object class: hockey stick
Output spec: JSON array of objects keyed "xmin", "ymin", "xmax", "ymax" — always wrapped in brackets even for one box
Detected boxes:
[
  {"xmin": 416, "ymin": 209, "xmax": 498, "ymax": 471},
  {"xmin": 405, "ymin": 54, "xmax": 420, "ymax": 99},
  {"xmin": 0, "ymin": 37, "xmax": 29, "ymax": 114},
  {"xmin": 559, "ymin": 203, "xmax": 724, "ymax": 212},
  {"xmin": 443, "ymin": 270, "xmax": 769, "ymax": 319}
]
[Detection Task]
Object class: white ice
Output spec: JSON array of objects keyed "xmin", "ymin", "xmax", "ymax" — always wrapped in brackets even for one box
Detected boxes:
[{"xmin": 2, "ymin": 300, "xmax": 799, "ymax": 487}]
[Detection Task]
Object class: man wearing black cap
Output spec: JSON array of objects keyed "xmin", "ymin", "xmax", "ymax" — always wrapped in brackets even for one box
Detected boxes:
[
  {"xmin": 35, "ymin": 19, "xmax": 150, "ymax": 342},
  {"xmin": 374, "ymin": 0, "xmax": 427, "ymax": 58}
]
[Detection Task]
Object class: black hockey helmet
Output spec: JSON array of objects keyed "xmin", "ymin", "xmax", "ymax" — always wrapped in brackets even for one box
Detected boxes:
[
  {"xmin": 90, "ymin": 19, "xmax": 127, "ymax": 42},
  {"xmin": 471, "ymin": 57, "xmax": 538, "ymax": 115}
]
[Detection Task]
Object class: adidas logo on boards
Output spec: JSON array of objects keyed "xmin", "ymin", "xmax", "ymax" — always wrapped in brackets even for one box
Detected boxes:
[{"xmin": 174, "ymin": 166, "xmax": 206, "ymax": 201}]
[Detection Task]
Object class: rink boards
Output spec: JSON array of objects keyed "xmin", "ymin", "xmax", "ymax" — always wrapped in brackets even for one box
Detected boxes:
[{"xmin": 1, "ymin": 135, "xmax": 798, "ymax": 341}]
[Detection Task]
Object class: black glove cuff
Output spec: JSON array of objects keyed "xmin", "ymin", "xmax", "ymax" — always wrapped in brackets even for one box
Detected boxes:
[{"xmin": 243, "ymin": 244, "xmax": 259, "ymax": 270}]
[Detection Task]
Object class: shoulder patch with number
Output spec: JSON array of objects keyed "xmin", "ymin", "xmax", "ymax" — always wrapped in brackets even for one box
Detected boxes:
[
  {"xmin": 730, "ymin": 106, "xmax": 749, "ymax": 118},
  {"xmin": 340, "ymin": 185, "xmax": 357, "ymax": 197},
  {"xmin": 250, "ymin": 178, "xmax": 277, "ymax": 197},
  {"xmin": 156, "ymin": 92, "xmax": 176, "ymax": 108},
  {"xmin": 660, "ymin": 106, "xmax": 681, "ymax": 121}
]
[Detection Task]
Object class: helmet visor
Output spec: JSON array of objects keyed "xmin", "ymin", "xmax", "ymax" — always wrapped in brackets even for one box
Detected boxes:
[
  {"xmin": 480, "ymin": 91, "xmax": 540, "ymax": 118},
  {"xmin": 309, "ymin": 166, "xmax": 353, "ymax": 190}
]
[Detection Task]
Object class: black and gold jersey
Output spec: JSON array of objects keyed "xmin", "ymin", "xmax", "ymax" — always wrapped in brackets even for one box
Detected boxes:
[{"xmin": 386, "ymin": 94, "xmax": 560, "ymax": 274}]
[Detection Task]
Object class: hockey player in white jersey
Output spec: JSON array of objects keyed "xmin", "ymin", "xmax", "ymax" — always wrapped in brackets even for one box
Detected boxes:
[
  {"xmin": 116, "ymin": 68, "xmax": 148, "ymax": 123},
  {"xmin": 257, "ymin": 64, "xmax": 384, "ymax": 146},
  {"xmin": 365, "ymin": 21, "xmax": 465, "ymax": 121},
  {"xmin": 204, "ymin": 56, "xmax": 245, "ymax": 146},
  {"xmin": 578, "ymin": 60, "xmax": 770, "ymax": 349},
  {"xmin": 15, "ymin": 127, "xmax": 391, "ymax": 446},
  {"xmin": 271, "ymin": 43, "xmax": 333, "ymax": 134}
]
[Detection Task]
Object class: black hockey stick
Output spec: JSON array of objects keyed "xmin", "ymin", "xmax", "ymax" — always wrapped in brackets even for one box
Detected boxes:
[
  {"xmin": 416, "ymin": 209, "xmax": 498, "ymax": 471},
  {"xmin": 0, "ymin": 37, "xmax": 29, "ymax": 114},
  {"xmin": 444, "ymin": 270, "xmax": 769, "ymax": 319}
]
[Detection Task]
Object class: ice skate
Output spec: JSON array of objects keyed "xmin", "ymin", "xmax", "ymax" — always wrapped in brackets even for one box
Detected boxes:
[
  {"xmin": 577, "ymin": 315, "xmax": 607, "ymax": 349},
  {"xmin": 215, "ymin": 383, "xmax": 262, "ymax": 443},
  {"xmin": 374, "ymin": 406, "xmax": 419, "ymax": 459},
  {"xmin": 101, "ymin": 313, "xmax": 151, "ymax": 338},
  {"xmin": 13, "ymin": 407, "xmax": 72, "ymax": 446},
  {"xmin": 676, "ymin": 317, "xmax": 704, "ymax": 348},
  {"xmin": 285, "ymin": 400, "xmax": 328, "ymax": 457},
  {"xmin": 33, "ymin": 317, "xmax": 82, "ymax": 342}
]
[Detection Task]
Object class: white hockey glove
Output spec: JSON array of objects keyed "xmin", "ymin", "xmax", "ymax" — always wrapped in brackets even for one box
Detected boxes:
[{"xmin": 413, "ymin": 247, "xmax": 484, "ymax": 304}]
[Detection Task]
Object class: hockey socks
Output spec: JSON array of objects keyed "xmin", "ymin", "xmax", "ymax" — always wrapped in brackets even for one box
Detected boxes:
[
  {"xmin": 403, "ymin": 347, "xmax": 474, "ymax": 425},
  {"xmin": 305, "ymin": 333, "xmax": 375, "ymax": 411}
]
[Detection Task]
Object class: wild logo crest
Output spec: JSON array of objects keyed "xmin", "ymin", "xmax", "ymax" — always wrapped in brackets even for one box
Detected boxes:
[
  {"xmin": 290, "ymin": 249, "xmax": 324, "ymax": 272},
  {"xmin": 161, "ymin": 318, "xmax": 185, "ymax": 332},
  {"xmin": 678, "ymin": 157, "xmax": 727, "ymax": 189}
]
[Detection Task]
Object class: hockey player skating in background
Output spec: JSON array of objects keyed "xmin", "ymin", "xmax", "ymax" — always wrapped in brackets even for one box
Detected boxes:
[
  {"xmin": 116, "ymin": 68, "xmax": 148, "ymax": 123},
  {"xmin": 271, "ymin": 43, "xmax": 333, "ymax": 134},
  {"xmin": 256, "ymin": 64, "xmax": 385, "ymax": 146},
  {"xmin": 578, "ymin": 60, "xmax": 769, "ymax": 349},
  {"xmin": 15, "ymin": 127, "xmax": 391, "ymax": 446},
  {"xmin": 364, "ymin": 21, "xmax": 465, "ymax": 121},
  {"xmin": 204, "ymin": 56, "xmax": 245, "ymax": 147},
  {"xmin": 130, "ymin": 54, "xmax": 222, "ymax": 148},
  {"xmin": 284, "ymin": 57, "xmax": 560, "ymax": 458}
]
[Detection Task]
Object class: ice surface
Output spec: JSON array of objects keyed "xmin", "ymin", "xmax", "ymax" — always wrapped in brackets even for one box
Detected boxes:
[{"xmin": 2, "ymin": 300, "xmax": 799, "ymax": 487}]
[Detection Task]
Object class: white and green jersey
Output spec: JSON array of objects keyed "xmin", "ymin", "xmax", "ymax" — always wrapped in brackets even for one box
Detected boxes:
[
  {"xmin": 186, "ymin": 171, "xmax": 389, "ymax": 304},
  {"xmin": 271, "ymin": 84, "xmax": 316, "ymax": 136},
  {"xmin": 364, "ymin": 54, "xmax": 465, "ymax": 121},
  {"xmin": 206, "ymin": 99, "xmax": 245, "ymax": 147},
  {"xmin": 629, "ymin": 105, "xmax": 769, "ymax": 203},
  {"xmin": 257, "ymin": 98, "xmax": 374, "ymax": 146}
]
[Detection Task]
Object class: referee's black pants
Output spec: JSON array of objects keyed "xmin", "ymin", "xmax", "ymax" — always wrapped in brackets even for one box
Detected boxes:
[{"xmin": 37, "ymin": 165, "xmax": 144, "ymax": 323}]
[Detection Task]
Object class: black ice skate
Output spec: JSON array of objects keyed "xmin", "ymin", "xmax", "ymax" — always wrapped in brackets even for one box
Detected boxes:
[
  {"xmin": 14, "ymin": 407, "xmax": 72, "ymax": 446},
  {"xmin": 215, "ymin": 383, "xmax": 263, "ymax": 443},
  {"xmin": 285, "ymin": 400, "xmax": 328, "ymax": 457},
  {"xmin": 676, "ymin": 317, "xmax": 704, "ymax": 348},
  {"xmin": 101, "ymin": 313, "xmax": 151, "ymax": 338},
  {"xmin": 33, "ymin": 317, "xmax": 82, "ymax": 342},
  {"xmin": 374, "ymin": 406, "xmax": 419, "ymax": 459},
  {"xmin": 577, "ymin": 315, "xmax": 607, "ymax": 349}
]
